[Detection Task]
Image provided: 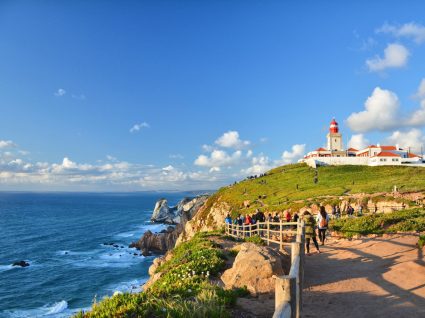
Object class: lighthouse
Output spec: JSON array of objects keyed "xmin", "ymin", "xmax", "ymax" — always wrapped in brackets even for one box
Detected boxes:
[{"xmin": 327, "ymin": 118, "xmax": 343, "ymax": 152}]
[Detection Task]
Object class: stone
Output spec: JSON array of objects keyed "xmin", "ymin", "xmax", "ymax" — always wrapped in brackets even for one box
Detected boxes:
[
  {"xmin": 220, "ymin": 243, "xmax": 290, "ymax": 296},
  {"xmin": 12, "ymin": 261, "xmax": 30, "ymax": 267}
]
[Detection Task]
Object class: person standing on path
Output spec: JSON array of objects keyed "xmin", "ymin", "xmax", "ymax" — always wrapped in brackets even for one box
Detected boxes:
[
  {"xmin": 317, "ymin": 206, "xmax": 330, "ymax": 246},
  {"xmin": 302, "ymin": 211, "xmax": 320, "ymax": 255}
]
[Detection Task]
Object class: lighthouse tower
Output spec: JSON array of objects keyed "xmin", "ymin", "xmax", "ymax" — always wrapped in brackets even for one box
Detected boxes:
[{"xmin": 327, "ymin": 118, "xmax": 343, "ymax": 152}]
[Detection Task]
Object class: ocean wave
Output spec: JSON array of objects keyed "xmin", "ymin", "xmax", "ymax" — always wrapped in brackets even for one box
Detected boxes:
[
  {"xmin": 0, "ymin": 264, "xmax": 14, "ymax": 272},
  {"xmin": 106, "ymin": 278, "xmax": 148, "ymax": 294},
  {"xmin": 2, "ymin": 300, "xmax": 70, "ymax": 318},
  {"xmin": 71, "ymin": 249, "xmax": 144, "ymax": 269}
]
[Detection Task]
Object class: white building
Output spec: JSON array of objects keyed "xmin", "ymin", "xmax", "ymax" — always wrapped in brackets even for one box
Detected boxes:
[{"xmin": 302, "ymin": 119, "xmax": 424, "ymax": 167}]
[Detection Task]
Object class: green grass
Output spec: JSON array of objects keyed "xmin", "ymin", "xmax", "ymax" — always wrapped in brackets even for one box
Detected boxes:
[
  {"xmin": 74, "ymin": 233, "xmax": 247, "ymax": 318},
  {"xmin": 330, "ymin": 208, "xmax": 425, "ymax": 238},
  {"xmin": 244, "ymin": 235, "xmax": 265, "ymax": 245},
  {"xmin": 197, "ymin": 164, "xmax": 425, "ymax": 218},
  {"xmin": 418, "ymin": 235, "xmax": 425, "ymax": 249}
]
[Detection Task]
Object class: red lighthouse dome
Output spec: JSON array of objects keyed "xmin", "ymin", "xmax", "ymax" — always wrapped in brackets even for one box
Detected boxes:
[{"xmin": 329, "ymin": 118, "xmax": 339, "ymax": 133}]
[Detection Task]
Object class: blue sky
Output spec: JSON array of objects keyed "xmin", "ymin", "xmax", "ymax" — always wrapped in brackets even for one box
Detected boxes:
[{"xmin": 1, "ymin": 1, "xmax": 425, "ymax": 191}]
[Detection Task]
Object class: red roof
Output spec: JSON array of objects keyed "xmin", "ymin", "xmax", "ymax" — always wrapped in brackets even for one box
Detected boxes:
[
  {"xmin": 315, "ymin": 147, "xmax": 327, "ymax": 151},
  {"xmin": 373, "ymin": 151, "xmax": 400, "ymax": 157},
  {"xmin": 408, "ymin": 153, "xmax": 420, "ymax": 158},
  {"xmin": 380, "ymin": 146, "xmax": 397, "ymax": 151},
  {"xmin": 367, "ymin": 145, "xmax": 377, "ymax": 148},
  {"xmin": 347, "ymin": 147, "xmax": 358, "ymax": 152}
]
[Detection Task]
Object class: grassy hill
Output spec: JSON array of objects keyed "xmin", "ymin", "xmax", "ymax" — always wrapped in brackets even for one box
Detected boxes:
[{"xmin": 205, "ymin": 163, "xmax": 425, "ymax": 217}]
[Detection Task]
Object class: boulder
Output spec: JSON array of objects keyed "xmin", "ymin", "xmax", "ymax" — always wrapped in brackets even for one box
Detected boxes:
[
  {"xmin": 220, "ymin": 243, "xmax": 289, "ymax": 296},
  {"xmin": 12, "ymin": 261, "xmax": 30, "ymax": 267},
  {"xmin": 151, "ymin": 199, "xmax": 174, "ymax": 223}
]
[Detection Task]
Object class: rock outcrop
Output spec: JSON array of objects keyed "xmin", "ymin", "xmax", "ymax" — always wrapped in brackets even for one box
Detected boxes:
[
  {"xmin": 131, "ymin": 195, "xmax": 209, "ymax": 254},
  {"xmin": 151, "ymin": 195, "xmax": 209, "ymax": 224},
  {"xmin": 12, "ymin": 261, "xmax": 30, "ymax": 267},
  {"xmin": 220, "ymin": 243, "xmax": 290, "ymax": 296},
  {"xmin": 176, "ymin": 199, "xmax": 230, "ymax": 245},
  {"xmin": 129, "ymin": 226, "xmax": 179, "ymax": 254}
]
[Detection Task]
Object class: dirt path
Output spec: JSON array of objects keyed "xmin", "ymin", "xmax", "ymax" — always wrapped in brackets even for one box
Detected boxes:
[{"xmin": 303, "ymin": 234, "xmax": 425, "ymax": 318}]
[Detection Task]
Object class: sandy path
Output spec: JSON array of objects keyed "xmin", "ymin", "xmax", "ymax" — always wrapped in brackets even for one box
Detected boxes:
[{"xmin": 303, "ymin": 234, "xmax": 425, "ymax": 318}]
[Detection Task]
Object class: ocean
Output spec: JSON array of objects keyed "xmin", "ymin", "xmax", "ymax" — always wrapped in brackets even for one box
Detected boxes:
[{"xmin": 0, "ymin": 192, "xmax": 196, "ymax": 318}]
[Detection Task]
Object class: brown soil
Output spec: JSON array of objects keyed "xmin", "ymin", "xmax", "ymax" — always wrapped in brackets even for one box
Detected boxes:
[{"xmin": 303, "ymin": 234, "xmax": 425, "ymax": 318}]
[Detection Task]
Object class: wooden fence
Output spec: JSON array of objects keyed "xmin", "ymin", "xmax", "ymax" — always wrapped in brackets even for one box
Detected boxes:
[{"xmin": 225, "ymin": 220, "xmax": 305, "ymax": 318}]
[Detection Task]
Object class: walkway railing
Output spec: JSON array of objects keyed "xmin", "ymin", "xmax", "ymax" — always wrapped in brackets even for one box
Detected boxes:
[
  {"xmin": 225, "ymin": 220, "xmax": 305, "ymax": 318},
  {"xmin": 225, "ymin": 221, "xmax": 299, "ymax": 250}
]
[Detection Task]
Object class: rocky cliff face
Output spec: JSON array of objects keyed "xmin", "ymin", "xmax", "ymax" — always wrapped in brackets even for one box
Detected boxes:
[
  {"xmin": 151, "ymin": 195, "xmax": 209, "ymax": 224},
  {"xmin": 176, "ymin": 198, "xmax": 230, "ymax": 245},
  {"xmin": 131, "ymin": 195, "xmax": 209, "ymax": 254}
]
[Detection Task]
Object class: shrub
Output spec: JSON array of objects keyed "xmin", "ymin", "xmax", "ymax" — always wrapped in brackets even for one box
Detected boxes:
[
  {"xmin": 330, "ymin": 209, "xmax": 425, "ymax": 238},
  {"xmin": 244, "ymin": 235, "xmax": 265, "ymax": 245},
  {"xmin": 418, "ymin": 235, "xmax": 425, "ymax": 249}
]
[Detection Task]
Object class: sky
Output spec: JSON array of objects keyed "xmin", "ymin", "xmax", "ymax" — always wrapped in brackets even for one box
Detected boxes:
[{"xmin": 1, "ymin": 1, "xmax": 425, "ymax": 191}]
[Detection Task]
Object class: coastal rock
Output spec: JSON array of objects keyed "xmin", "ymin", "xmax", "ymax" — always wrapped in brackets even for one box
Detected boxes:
[
  {"xmin": 150, "ymin": 195, "xmax": 209, "ymax": 224},
  {"xmin": 151, "ymin": 199, "xmax": 173, "ymax": 223},
  {"xmin": 12, "ymin": 261, "xmax": 30, "ymax": 267},
  {"xmin": 176, "ymin": 199, "xmax": 230, "ymax": 245},
  {"xmin": 133, "ymin": 195, "xmax": 209, "ymax": 254},
  {"xmin": 220, "ymin": 243, "xmax": 289, "ymax": 296},
  {"xmin": 129, "ymin": 227, "xmax": 179, "ymax": 253}
]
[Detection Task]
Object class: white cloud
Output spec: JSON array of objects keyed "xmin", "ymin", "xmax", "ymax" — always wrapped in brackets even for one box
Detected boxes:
[
  {"xmin": 194, "ymin": 150, "xmax": 242, "ymax": 169},
  {"xmin": 366, "ymin": 43, "xmax": 409, "ymax": 72},
  {"xmin": 130, "ymin": 122, "xmax": 150, "ymax": 133},
  {"xmin": 386, "ymin": 129, "xmax": 425, "ymax": 151},
  {"xmin": 215, "ymin": 131, "xmax": 250, "ymax": 149},
  {"xmin": 377, "ymin": 22, "xmax": 425, "ymax": 44},
  {"xmin": 0, "ymin": 140, "xmax": 16, "ymax": 149},
  {"xmin": 281, "ymin": 144, "xmax": 306, "ymax": 164},
  {"xmin": 54, "ymin": 88, "xmax": 66, "ymax": 97},
  {"xmin": 241, "ymin": 155, "xmax": 272, "ymax": 175},
  {"xmin": 414, "ymin": 79, "xmax": 425, "ymax": 100},
  {"xmin": 348, "ymin": 134, "xmax": 369, "ymax": 149},
  {"xmin": 202, "ymin": 144, "xmax": 214, "ymax": 152},
  {"xmin": 346, "ymin": 87, "xmax": 400, "ymax": 132}
]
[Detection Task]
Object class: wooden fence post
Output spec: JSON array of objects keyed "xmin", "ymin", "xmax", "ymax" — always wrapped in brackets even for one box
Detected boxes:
[{"xmin": 267, "ymin": 221, "xmax": 270, "ymax": 246}]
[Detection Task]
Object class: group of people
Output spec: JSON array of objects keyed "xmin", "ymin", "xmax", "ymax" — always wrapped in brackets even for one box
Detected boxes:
[
  {"xmin": 224, "ymin": 209, "xmax": 299, "ymax": 227},
  {"xmin": 302, "ymin": 206, "xmax": 329, "ymax": 255},
  {"xmin": 224, "ymin": 206, "xmax": 330, "ymax": 255}
]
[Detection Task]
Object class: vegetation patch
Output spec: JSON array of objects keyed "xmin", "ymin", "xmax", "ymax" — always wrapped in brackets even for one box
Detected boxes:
[
  {"xmin": 244, "ymin": 235, "xmax": 265, "ymax": 245},
  {"xmin": 330, "ymin": 209, "xmax": 425, "ymax": 238},
  {"xmin": 205, "ymin": 164, "xmax": 425, "ymax": 216},
  {"xmin": 74, "ymin": 232, "xmax": 247, "ymax": 318},
  {"xmin": 418, "ymin": 235, "xmax": 425, "ymax": 249}
]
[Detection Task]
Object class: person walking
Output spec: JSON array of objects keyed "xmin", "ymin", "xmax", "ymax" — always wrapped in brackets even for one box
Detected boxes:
[
  {"xmin": 302, "ymin": 211, "xmax": 320, "ymax": 255},
  {"xmin": 317, "ymin": 206, "xmax": 329, "ymax": 246}
]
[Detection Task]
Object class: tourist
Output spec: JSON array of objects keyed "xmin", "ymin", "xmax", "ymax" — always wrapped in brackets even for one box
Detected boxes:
[
  {"xmin": 273, "ymin": 213, "xmax": 280, "ymax": 223},
  {"xmin": 347, "ymin": 204, "xmax": 354, "ymax": 217},
  {"xmin": 336, "ymin": 206, "xmax": 341, "ymax": 218},
  {"xmin": 225, "ymin": 214, "xmax": 232, "ymax": 224},
  {"xmin": 267, "ymin": 213, "xmax": 273, "ymax": 222},
  {"xmin": 302, "ymin": 211, "xmax": 320, "ymax": 255},
  {"xmin": 293, "ymin": 212, "xmax": 299, "ymax": 222},
  {"xmin": 284, "ymin": 209, "xmax": 292, "ymax": 222},
  {"xmin": 357, "ymin": 205, "xmax": 363, "ymax": 216},
  {"xmin": 317, "ymin": 206, "xmax": 329, "ymax": 246},
  {"xmin": 256, "ymin": 209, "xmax": 265, "ymax": 223}
]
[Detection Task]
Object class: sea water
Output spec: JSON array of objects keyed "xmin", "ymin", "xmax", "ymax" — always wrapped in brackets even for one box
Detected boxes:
[{"xmin": 0, "ymin": 192, "xmax": 197, "ymax": 317}]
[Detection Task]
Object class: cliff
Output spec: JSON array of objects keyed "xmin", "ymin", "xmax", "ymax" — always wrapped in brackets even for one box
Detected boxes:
[
  {"xmin": 175, "ymin": 163, "xmax": 425, "ymax": 244},
  {"xmin": 130, "ymin": 195, "xmax": 209, "ymax": 254}
]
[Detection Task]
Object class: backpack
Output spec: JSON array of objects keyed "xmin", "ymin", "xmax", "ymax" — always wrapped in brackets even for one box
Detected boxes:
[{"xmin": 319, "ymin": 216, "xmax": 328, "ymax": 228}]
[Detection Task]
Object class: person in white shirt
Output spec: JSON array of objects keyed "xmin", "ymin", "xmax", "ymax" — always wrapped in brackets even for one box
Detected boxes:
[{"xmin": 317, "ymin": 206, "xmax": 330, "ymax": 246}]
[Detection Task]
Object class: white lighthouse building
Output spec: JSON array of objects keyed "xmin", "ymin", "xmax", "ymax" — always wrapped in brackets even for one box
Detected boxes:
[{"xmin": 302, "ymin": 119, "xmax": 424, "ymax": 167}]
